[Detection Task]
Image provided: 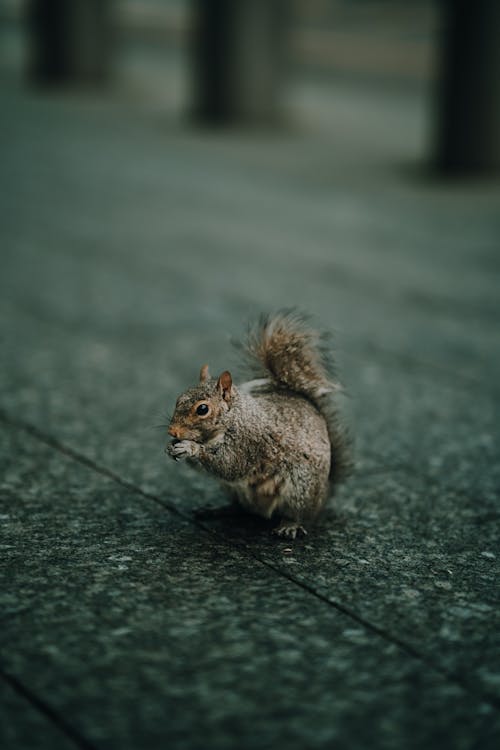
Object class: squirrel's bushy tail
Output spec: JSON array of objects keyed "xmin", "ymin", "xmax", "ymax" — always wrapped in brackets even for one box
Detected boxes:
[
  {"xmin": 243, "ymin": 309, "xmax": 338, "ymax": 404},
  {"xmin": 242, "ymin": 309, "xmax": 352, "ymax": 483}
]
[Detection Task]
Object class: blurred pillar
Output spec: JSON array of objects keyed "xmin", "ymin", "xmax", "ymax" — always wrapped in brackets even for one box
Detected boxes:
[
  {"xmin": 434, "ymin": 0, "xmax": 500, "ymax": 174},
  {"xmin": 191, "ymin": 0, "xmax": 286, "ymax": 125},
  {"xmin": 27, "ymin": 0, "xmax": 112, "ymax": 85}
]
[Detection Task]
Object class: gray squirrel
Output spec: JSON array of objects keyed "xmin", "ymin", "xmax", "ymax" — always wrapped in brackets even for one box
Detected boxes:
[{"xmin": 167, "ymin": 310, "xmax": 351, "ymax": 538}]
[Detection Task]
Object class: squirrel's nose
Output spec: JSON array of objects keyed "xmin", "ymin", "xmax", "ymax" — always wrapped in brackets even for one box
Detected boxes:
[{"xmin": 168, "ymin": 425, "xmax": 181, "ymax": 439}]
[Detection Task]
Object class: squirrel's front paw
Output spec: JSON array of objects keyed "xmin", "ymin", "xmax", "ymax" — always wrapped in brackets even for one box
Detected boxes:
[{"xmin": 167, "ymin": 439, "xmax": 200, "ymax": 461}]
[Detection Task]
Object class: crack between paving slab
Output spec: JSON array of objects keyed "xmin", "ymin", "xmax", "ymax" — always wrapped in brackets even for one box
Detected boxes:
[
  {"xmin": 0, "ymin": 667, "xmax": 97, "ymax": 750},
  {"xmin": 1, "ymin": 407, "xmax": 500, "ymax": 715}
]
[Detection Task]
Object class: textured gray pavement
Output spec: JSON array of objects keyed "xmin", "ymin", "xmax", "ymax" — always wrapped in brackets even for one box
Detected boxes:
[{"xmin": 1, "ymin": 72, "xmax": 500, "ymax": 750}]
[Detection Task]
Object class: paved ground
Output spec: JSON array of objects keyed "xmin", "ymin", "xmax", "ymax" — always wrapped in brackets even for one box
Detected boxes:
[{"xmin": 1, "ymin": 62, "xmax": 500, "ymax": 750}]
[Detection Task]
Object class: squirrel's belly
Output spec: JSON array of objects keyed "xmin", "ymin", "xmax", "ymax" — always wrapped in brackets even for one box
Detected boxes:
[
  {"xmin": 225, "ymin": 478, "xmax": 284, "ymax": 519},
  {"xmin": 220, "ymin": 400, "xmax": 331, "ymax": 520}
]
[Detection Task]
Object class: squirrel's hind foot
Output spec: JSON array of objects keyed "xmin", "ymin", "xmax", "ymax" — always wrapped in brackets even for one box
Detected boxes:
[{"xmin": 273, "ymin": 522, "xmax": 307, "ymax": 539}]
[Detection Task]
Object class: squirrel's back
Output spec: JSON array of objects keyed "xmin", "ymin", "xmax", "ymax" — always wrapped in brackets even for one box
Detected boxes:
[{"xmin": 240, "ymin": 310, "xmax": 352, "ymax": 485}]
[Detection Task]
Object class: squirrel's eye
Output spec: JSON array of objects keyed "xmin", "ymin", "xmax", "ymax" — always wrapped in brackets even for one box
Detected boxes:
[{"xmin": 196, "ymin": 403, "xmax": 209, "ymax": 416}]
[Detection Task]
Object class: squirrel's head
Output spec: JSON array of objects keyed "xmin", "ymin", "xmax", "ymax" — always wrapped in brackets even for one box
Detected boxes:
[{"xmin": 168, "ymin": 365, "xmax": 235, "ymax": 444}]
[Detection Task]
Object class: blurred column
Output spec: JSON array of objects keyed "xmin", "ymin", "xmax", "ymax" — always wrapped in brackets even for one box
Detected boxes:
[
  {"xmin": 27, "ymin": 0, "xmax": 112, "ymax": 85},
  {"xmin": 191, "ymin": 0, "xmax": 286, "ymax": 125},
  {"xmin": 434, "ymin": 0, "xmax": 500, "ymax": 174}
]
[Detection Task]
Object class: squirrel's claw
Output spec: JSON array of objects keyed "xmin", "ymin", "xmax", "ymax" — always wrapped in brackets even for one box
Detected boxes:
[
  {"xmin": 273, "ymin": 522, "xmax": 307, "ymax": 539},
  {"xmin": 167, "ymin": 439, "xmax": 200, "ymax": 461}
]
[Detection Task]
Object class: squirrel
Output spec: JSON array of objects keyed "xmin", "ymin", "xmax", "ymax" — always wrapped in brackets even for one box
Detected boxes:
[{"xmin": 166, "ymin": 310, "xmax": 351, "ymax": 538}]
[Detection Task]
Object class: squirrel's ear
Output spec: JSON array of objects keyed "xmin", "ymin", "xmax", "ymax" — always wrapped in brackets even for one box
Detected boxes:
[
  {"xmin": 199, "ymin": 364, "xmax": 210, "ymax": 383},
  {"xmin": 216, "ymin": 371, "xmax": 233, "ymax": 402}
]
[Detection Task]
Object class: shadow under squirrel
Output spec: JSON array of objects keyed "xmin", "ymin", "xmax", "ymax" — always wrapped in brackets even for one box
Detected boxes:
[{"xmin": 167, "ymin": 310, "xmax": 351, "ymax": 538}]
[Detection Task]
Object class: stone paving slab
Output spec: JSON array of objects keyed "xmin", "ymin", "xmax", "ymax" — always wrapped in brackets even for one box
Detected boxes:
[
  {"xmin": 193, "ymin": 471, "xmax": 500, "ymax": 703},
  {"xmin": 1, "ymin": 425, "xmax": 499, "ymax": 750},
  {"xmin": 0, "ymin": 291, "xmax": 498, "ymax": 504}
]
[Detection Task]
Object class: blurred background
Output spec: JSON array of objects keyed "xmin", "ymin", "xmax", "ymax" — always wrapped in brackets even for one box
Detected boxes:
[{"xmin": 2, "ymin": 1, "xmax": 499, "ymax": 167}]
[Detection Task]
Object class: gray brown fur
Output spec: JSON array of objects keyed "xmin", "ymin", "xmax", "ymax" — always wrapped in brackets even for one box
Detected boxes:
[{"xmin": 167, "ymin": 310, "xmax": 351, "ymax": 538}]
